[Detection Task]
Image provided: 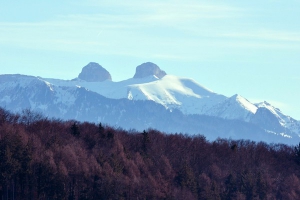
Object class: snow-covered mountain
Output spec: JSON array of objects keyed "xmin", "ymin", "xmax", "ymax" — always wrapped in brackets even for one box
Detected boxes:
[
  {"xmin": 1, "ymin": 62, "xmax": 299, "ymax": 144},
  {"xmin": 205, "ymin": 94, "xmax": 257, "ymax": 122}
]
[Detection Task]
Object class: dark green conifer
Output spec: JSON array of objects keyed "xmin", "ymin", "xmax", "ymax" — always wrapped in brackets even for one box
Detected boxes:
[{"xmin": 71, "ymin": 122, "xmax": 80, "ymax": 136}]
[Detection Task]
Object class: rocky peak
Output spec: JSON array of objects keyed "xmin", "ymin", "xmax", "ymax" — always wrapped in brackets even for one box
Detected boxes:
[
  {"xmin": 78, "ymin": 62, "xmax": 112, "ymax": 82},
  {"xmin": 133, "ymin": 62, "xmax": 167, "ymax": 79}
]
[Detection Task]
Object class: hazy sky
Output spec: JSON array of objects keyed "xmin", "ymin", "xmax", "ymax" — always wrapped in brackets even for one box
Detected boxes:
[{"xmin": 1, "ymin": 0, "xmax": 299, "ymax": 119}]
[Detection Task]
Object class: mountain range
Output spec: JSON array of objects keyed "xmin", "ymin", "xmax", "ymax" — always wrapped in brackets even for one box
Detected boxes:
[{"xmin": 1, "ymin": 62, "xmax": 299, "ymax": 144}]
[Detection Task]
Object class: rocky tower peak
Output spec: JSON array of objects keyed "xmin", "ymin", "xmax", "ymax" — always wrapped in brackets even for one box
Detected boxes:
[
  {"xmin": 133, "ymin": 62, "xmax": 167, "ymax": 79},
  {"xmin": 78, "ymin": 62, "xmax": 112, "ymax": 82}
]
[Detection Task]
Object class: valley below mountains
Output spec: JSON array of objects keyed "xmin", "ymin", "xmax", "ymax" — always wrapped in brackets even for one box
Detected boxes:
[{"xmin": 1, "ymin": 62, "xmax": 299, "ymax": 144}]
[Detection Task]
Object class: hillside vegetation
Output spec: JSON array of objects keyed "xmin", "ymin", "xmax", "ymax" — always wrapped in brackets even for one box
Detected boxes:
[{"xmin": 1, "ymin": 108, "xmax": 300, "ymax": 199}]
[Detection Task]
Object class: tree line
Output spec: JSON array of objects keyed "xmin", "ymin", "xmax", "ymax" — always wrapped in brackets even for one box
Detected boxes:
[{"xmin": 1, "ymin": 107, "xmax": 300, "ymax": 199}]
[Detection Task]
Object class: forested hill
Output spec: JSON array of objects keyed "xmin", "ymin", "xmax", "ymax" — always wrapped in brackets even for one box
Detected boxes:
[{"xmin": 1, "ymin": 107, "xmax": 300, "ymax": 199}]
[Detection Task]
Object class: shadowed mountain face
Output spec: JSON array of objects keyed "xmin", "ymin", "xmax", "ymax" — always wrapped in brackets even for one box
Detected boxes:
[
  {"xmin": 78, "ymin": 62, "xmax": 112, "ymax": 82},
  {"xmin": 133, "ymin": 62, "xmax": 167, "ymax": 79}
]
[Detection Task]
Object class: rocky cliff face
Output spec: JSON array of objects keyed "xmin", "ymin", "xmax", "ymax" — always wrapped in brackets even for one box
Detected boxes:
[
  {"xmin": 133, "ymin": 62, "xmax": 167, "ymax": 79},
  {"xmin": 78, "ymin": 62, "xmax": 112, "ymax": 82}
]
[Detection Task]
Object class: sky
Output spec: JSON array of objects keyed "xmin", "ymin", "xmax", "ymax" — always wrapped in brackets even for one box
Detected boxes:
[{"xmin": 0, "ymin": 0, "xmax": 299, "ymax": 119}]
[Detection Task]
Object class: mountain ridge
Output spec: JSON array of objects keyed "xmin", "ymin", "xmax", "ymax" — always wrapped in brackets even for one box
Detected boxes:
[{"xmin": 1, "ymin": 62, "xmax": 299, "ymax": 144}]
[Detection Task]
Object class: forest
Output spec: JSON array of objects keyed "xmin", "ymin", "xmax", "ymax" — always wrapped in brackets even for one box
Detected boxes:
[{"xmin": 1, "ymin": 107, "xmax": 300, "ymax": 200}]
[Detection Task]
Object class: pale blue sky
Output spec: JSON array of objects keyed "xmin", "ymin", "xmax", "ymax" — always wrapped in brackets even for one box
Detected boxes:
[{"xmin": 0, "ymin": 0, "xmax": 299, "ymax": 119}]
